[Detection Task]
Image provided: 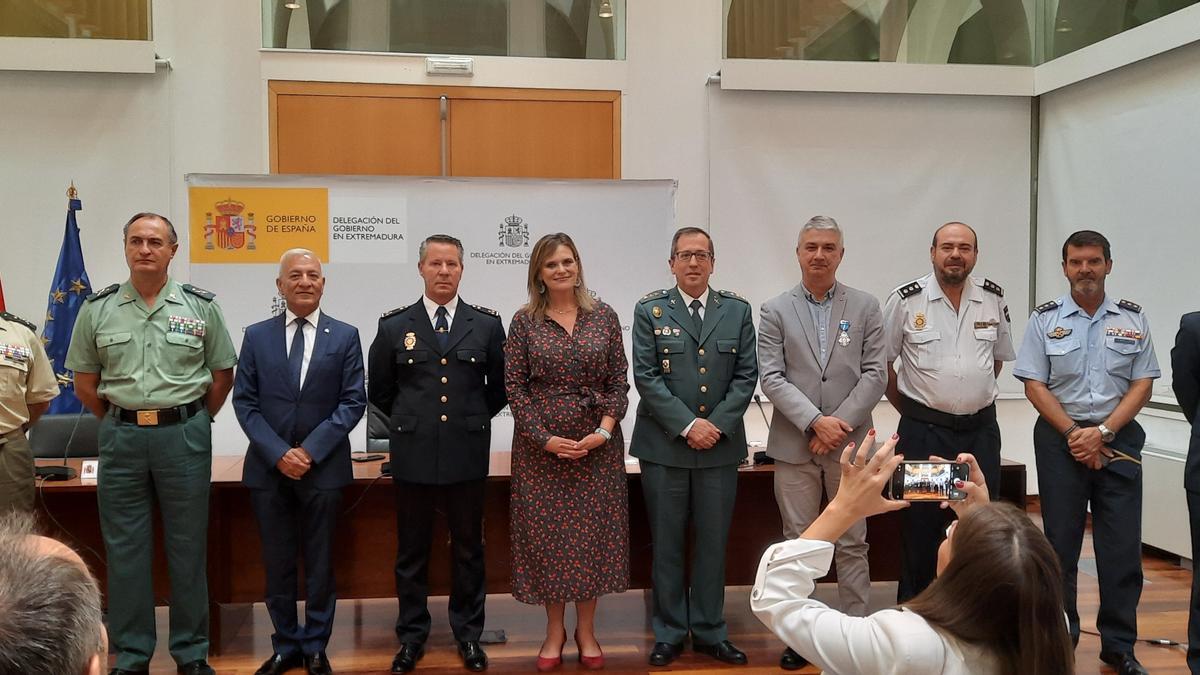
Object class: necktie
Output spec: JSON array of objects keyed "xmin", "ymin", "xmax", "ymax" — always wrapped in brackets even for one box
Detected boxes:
[
  {"xmin": 435, "ymin": 305, "xmax": 450, "ymax": 350},
  {"xmin": 288, "ymin": 317, "xmax": 306, "ymax": 391},
  {"xmin": 690, "ymin": 299, "xmax": 703, "ymax": 335}
]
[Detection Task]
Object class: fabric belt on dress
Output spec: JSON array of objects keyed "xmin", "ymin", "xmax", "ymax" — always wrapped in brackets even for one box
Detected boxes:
[
  {"xmin": 112, "ymin": 399, "xmax": 204, "ymax": 427},
  {"xmin": 901, "ymin": 396, "xmax": 996, "ymax": 432}
]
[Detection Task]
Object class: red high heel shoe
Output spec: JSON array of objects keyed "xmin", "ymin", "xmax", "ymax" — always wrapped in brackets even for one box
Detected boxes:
[
  {"xmin": 575, "ymin": 630, "xmax": 605, "ymax": 670},
  {"xmin": 536, "ymin": 630, "xmax": 567, "ymax": 672}
]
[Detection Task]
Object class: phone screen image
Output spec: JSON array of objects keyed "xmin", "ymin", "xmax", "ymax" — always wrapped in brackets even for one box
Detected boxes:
[{"xmin": 898, "ymin": 462, "xmax": 967, "ymax": 501}]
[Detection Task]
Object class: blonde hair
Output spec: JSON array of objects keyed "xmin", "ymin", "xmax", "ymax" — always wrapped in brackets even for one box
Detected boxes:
[{"xmin": 522, "ymin": 232, "xmax": 595, "ymax": 321}]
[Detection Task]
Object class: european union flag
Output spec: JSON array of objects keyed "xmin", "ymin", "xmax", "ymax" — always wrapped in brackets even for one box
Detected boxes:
[{"xmin": 42, "ymin": 189, "xmax": 92, "ymax": 414}]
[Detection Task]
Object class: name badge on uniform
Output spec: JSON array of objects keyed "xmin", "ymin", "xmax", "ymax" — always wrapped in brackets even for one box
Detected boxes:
[
  {"xmin": 404, "ymin": 332, "xmax": 417, "ymax": 350},
  {"xmin": 837, "ymin": 320, "xmax": 851, "ymax": 347},
  {"xmin": 168, "ymin": 315, "xmax": 206, "ymax": 338},
  {"xmin": 973, "ymin": 321, "xmax": 998, "ymax": 329},
  {"xmin": 1047, "ymin": 327, "xmax": 1072, "ymax": 339},
  {"xmin": 661, "ymin": 358, "xmax": 671, "ymax": 374},
  {"xmin": 0, "ymin": 343, "xmax": 31, "ymax": 365}
]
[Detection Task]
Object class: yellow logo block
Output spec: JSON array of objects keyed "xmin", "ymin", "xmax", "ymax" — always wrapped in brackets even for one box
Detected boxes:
[{"xmin": 189, "ymin": 187, "xmax": 329, "ymax": 263}]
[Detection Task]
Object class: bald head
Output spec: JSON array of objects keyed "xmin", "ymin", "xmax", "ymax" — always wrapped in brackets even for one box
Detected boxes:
[{"xmin": 931, "ymin": 221, "xmax": 978, "ymax": 250}]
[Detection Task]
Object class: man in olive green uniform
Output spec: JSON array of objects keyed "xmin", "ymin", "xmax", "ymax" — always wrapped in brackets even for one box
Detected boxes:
[
  {"xmin": 0, "ymin": 311, "xmax": 60, "ymax": 513},
  {"xmin": 631, "ymin": 227, "xmax": 759, "ymax": 667},
  {"xmin": 67, "ymin": 212, "xmax": 236, "ymax": 675}
]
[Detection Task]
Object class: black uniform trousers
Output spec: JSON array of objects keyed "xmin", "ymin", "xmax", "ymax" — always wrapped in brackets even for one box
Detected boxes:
[
  {"xmin": 1187, "ymin": 490, "xmax": 1200, "ymax": 673},
  {"xmin": 1034, "ymin": 416, "xmax": 1143, "ymax": 654},
  {"xmin": 393, "ymin": 477, "xmax": 486, "ymax": 644},
  {"xmin": 249, "ymin": 481, "xmax": 342, "ymax": 657},
  {"xmin": 895, "ymin": 408, "xmax": 1001, "ymax": 603}
]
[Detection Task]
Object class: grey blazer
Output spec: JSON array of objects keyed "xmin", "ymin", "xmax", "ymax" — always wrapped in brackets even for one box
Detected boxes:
[{"xmin": 758, "ymin": 282, "xmax": 887, "ymax": 464}]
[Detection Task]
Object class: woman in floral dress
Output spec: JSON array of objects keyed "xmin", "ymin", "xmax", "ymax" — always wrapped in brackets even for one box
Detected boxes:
[{"xmin": 505, "ymin": 232, "xmax": 630, "ymax": 671}]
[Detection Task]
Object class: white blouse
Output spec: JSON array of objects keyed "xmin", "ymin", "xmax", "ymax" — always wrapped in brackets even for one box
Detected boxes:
[{"xmin": 750, "ymin": 538, "xmax": 999, "ymax": 675}]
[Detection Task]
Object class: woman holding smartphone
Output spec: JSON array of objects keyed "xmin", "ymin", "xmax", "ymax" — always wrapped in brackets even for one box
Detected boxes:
[{"xmin": 751, "ymin": 431, "xmax": 1073, "ymax": 675}]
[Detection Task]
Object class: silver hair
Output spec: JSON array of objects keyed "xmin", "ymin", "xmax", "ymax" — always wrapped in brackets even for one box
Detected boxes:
[
  {"xmin": 0, "ymin": 513, "xmax": 104, "ymax": 675},
  {"xmin": 798, "ymin": 215, "xmax": 843, "ymax": 247},
  {"xmin": 277, "ymin": 248, "xmax": 322, "ymax": 276}
]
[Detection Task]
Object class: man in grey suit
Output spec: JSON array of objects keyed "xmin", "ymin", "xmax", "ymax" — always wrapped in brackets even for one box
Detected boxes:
[{"xmin": 757, "ymin": 216, "xmax": 887, "ymax": 671}]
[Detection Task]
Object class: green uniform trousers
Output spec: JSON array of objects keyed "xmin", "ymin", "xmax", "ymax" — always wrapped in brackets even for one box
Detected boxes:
[
  {"xmin": 98, "ymin": 409, "xmax": 212, "ymax": 670},
  {"xmin": 639, "ymin": 460, "xmax": 738, "ymax": 645},
  {"xmin": 0, "ymin": 429, "xmax": 34, "ymax": 513}
]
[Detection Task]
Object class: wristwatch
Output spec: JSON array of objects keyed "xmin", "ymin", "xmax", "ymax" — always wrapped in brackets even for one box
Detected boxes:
[{"xmin": 1098, "ymin": 424, "xmax": 1116, "ymax": 443}]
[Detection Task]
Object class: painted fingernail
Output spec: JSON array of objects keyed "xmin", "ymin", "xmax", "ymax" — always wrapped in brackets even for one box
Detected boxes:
[
  {"xmin": 954, "ymin": 479, "xmax": 964, "ymax": 488},
  {"xmin": 891, "ymin": 433, "xmax": 899, "ymax": 440},
  {"xmin": 868, "ymin": 429, "xmax": 876, "ymax": 436}
]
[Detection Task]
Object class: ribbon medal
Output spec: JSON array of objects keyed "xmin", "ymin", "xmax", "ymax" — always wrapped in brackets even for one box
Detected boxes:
[
  {"xmin": 168, "ymin": 315, "xmax": 206, "ymax": 337},
  {"xmin": 837, "ymin": 320, "xmax": 851, "ymax": 347}
]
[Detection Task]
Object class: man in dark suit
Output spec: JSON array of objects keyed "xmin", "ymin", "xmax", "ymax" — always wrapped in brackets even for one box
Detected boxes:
[
  {"xmin": 233, "ymin": 249, "xmax": 367, "ymax": 675},
  {"xmin": 1172, "ymin": 311, "xmax": 1200, "ymax": 674},
  {"xmin": 631, "ymin": 227, "xmax": 759, "ymax": 667},
  {"xmin": 368, "ymin": 234, "xmax": 507, "ymax": 674}
]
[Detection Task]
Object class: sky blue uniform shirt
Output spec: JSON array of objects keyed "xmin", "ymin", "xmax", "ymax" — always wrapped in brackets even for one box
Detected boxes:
[{"xmin": 1012, "ymin": 293, "xmax": 1160, "ymax": 422}]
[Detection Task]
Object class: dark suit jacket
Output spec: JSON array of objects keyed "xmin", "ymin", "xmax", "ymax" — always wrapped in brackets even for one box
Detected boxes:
[
  {"xmin": 367, "ymin": 298, "xmax": 507, "ymax": 485},
  {"xmin": 234, "ymin": 311, "xmax": 367, "ymax": 490},
  {"xmin": 630, "ymin": 287, "xmax": 758, "ymax": 468},
  {"xmin": 1172, "ymin": 311, "xmax": 1200, "ymax": 493}
]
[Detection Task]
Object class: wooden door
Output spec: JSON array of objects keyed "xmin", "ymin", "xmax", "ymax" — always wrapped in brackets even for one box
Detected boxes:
[{"xmin": 269, "ymin": 81, "xmax": 621, "ymax": 179}]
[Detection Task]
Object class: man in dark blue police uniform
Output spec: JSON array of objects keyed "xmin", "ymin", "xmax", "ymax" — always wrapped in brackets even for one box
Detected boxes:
[{"xmin": 368, "ymin": 234, "xmax": 507, "ymax": 674}]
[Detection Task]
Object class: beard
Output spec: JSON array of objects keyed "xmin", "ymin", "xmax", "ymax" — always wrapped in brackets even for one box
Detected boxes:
[
  {"xmin": 936, "ymin": 265, "xmax": 968, "ymax": 286},
  {"xmin": 1070, "ymin": 277, "xmax": 1100, "ymax": 295}
]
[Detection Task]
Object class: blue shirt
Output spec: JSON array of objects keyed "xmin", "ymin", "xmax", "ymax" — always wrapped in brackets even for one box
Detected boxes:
[
  {"xmin": 804, "ymin": 282, "xmax": 836, "ymax": 367},
  {"xmin": 1012, "ymin": 294, "xmax": 1160, "ymax": 422}
]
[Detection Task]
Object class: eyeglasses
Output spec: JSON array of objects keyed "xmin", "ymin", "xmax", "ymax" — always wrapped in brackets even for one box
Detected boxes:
[{"xmin": 673, "ymin": 250, "xmax": 712, "ymax": 263}]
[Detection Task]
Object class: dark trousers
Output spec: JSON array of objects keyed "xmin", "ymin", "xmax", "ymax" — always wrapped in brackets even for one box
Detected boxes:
[
  {"xmin": 393, "ymin": 478, "xmax": 486, "ymax": 644},
  {"xmin": 639, "ymin": 461, "xmax": 738, "ymax": 646},
  {"xmin": 1034, "ymin": 416, "xmax": 1143, "ymax": 654},
  {"xmin": 1188, "ymin": 490, "xmax": 1200, "ymax": 673},
  {"xmin": 250, "ymin": 481, "xmax": 342, "ymax": 657},
  {"xmin": 896, "ymin": 413, "xmax": 1001, "ymax": 602}
]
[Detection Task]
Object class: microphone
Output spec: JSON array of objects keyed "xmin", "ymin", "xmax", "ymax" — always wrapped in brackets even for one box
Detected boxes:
[
  {"xmin": 35, "ymin": 409, "xmax": 84, "ymax": 481},
  {"xmin": 751, "ymin": 394, "xmax": 772, "ymax": 465}
]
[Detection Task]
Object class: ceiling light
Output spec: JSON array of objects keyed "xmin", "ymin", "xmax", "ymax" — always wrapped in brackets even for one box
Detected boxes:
[
  {"xmin": 599, "ymin": 1, "xmax": 613, "ymax": 19},
  {"xmin": 285, "ymin": 1, "xmax": 301, "ymax": 9}
]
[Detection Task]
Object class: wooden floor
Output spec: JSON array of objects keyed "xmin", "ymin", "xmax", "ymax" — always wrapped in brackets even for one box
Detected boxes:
[{"xmin": 127, "ymin": 506, "xmax": 1192, "ymax": 674}]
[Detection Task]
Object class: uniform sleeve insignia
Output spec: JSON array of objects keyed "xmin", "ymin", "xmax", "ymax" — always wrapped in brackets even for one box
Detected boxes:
[
  {"xmin": 181, "ymin": 284, "xmax": 216, "ymax": 301},
  {"xmin": 86, "ymin": 283, "xmax": 120, "ymax": 302},
  {"xmin": 717, "ymin": 289, "xmax": 748, "ymax": 303},
  {"xmin": 1004, "ymin": 305, "xmax": 1011, "ymax": 323},
  {"xmin": 380, "ymin": 304, "xmax": 411, "ymax": 319},
  {"xmin": 639, "ymin": 289, "xmax": 669, "ymax": 303},
  {"xmin": 1118, "ymin": 299, "xmax": 1143, "ymax": 313},
  {"xmin": 470, "ymin": 303, "xmax": 500, "ymax": 318},
  {"xmin": 1034, "ymin": 299, "xmax": 1060, "ymax": 314},
  {"xmin": 0, "ymin": 311, "xmax": 36, "ymax": 332},
  {"xmin": 896, "ymin": 281, "xmax": 922, "ymax": 299},
  {"xmin": 982, "ymin": 279, "xmax": 1004, "ymax": 297}
]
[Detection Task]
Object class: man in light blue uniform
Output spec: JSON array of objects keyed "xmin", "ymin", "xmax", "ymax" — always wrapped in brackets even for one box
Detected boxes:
[{"xmin": 1013, "ymin": 230, "xmax": 1157, "ymax": 675}]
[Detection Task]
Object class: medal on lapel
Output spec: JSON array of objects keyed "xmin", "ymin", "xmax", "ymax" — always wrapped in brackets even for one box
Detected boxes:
[
  {"xmin": 837, "ymin": 320, "xmax": 851, "ymax": 347},
  {"xmin": 404, "ymin": 332, "xmax": 417, "ymax": 350},
  {"xmin": 661, "ymin": 358, "xmax": 671, "ymax": 374}
]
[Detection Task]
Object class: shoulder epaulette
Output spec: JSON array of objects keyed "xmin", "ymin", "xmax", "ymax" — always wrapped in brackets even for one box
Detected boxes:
[
  {"xmin": 86, "ymin": 284, "xmax": 119, "ymax": 302},
  {"xmin": 181, "ymin": 284, "xmax": 215, "ymax": 301},
  {"xmin": 470, "ymin": 303, "xmax": 500, "ymax": 318},
  {"xmin": 1118, "ymin": 299, "xmax": 1143, "ymax": 313},
  {"xmin": 717, "ymin": 289, "xmax": 748, "ymax": 303},
  {"xmin": 638, "ymin": 289, "xmax": 669, "ymax": 304},
  {"xmin": 380, "ymin": 304, "xmax": 412, "ymax": 320},
  {"xmin": 0, "ymin": 311, "xmax": 36, "ymax": 332},
  {"xmin": 1034, "ymin": 299, "xmax": 1060, "ymax": 314},
  {"xmin": 895, "ymin": 280, "xmax": 922, "ymax": 299},
  {"xmin": 982, "ymin": 278, "xmax": 1004, "ymax": 297}
]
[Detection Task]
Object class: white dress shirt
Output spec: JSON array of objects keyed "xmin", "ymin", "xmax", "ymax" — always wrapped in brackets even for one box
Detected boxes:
[
  {"xmin": 422, "ymin": 294, "xmax": 459, "ymax": 332},
  {"xmin": 751, "ymin": 538, "xmax": 999, "ymax": 675},
  {"xmin": 285, "ymin": 307, "xmax": 321, "ymax": 389},
  {"xmin": 677, "ymin": 286, "xmax": 708, "ymax": 438}
]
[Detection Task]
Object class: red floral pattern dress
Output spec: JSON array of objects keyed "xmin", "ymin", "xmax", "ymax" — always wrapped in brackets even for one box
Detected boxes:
[{"xmin": 505, "ymin": 301, "xmax": 630, "ymax": 604}]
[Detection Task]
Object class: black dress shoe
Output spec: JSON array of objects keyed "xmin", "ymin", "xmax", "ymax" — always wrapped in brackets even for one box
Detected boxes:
[
  {"xmin": 780, "ymin": 646, "xmax": 808, "ymax": 670},
  {"xmin": 694, "ymin": 640, "xmax": 748, "ymax": 665},
  {"xmin": 177, "ymin": 661, "xmax": 216, "ymax": 675},
  {"xmin": 1100, "ymin": 651, "xmax": 1149, "ymax": 675},
  {"xmin": 391, "ymin": 643, "xmax": 425, "ymax": 674},
  {"xmin": 458, "ymin": 641, "xmax": 488, "ymax": 671},
  {"xmin": 255, "ymin": 653, "xmax": 304, "ymax": 675},
  {"xmin": 648, "ymin": 642, "xmax": 682, "ymax": 667},
  {"xmin": 305, "ymin": 651, "xmax": 333, "ymax": 675}
]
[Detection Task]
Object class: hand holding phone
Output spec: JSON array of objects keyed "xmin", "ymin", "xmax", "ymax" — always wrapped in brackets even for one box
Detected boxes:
[{"xmin": 888, "ymin": 461, "xmax": 969, "ymax": 501}]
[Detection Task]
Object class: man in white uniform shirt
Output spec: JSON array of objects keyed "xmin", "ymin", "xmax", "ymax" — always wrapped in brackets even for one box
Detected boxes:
[{"xmin": 882, "ymin": 222, "xmax": 1014, "ymax": 602}]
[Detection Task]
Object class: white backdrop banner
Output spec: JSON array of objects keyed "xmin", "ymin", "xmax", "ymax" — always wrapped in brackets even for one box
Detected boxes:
[{"xmin": 185, "ymin": 174, "xmax": 678, "ymax": 456}]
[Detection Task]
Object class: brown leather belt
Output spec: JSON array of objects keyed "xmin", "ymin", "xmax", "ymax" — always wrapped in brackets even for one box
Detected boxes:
[{"xmin": 113, "ymin": 400, "xmax": 204, "ymax": 427}]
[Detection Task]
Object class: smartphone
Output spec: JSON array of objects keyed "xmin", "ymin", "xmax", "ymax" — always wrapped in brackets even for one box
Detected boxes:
[
  {"xmin": 889, "ymin": 461, "xmax": 969, "ymax": 501},
  {"xmin": 351, "ymin": 453, "xmax": 386, "ymax": 463}
]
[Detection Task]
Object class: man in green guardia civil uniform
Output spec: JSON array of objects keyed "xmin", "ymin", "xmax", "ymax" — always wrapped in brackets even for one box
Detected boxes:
[
  {"xmin": 631, "ymin": 227, "xmax": 759, "ymax": 668},
  {"xmin": 67, "ymin": 212, "xmax": 236, "ymax": 675}
]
